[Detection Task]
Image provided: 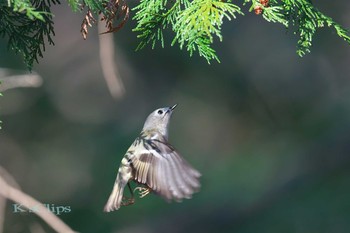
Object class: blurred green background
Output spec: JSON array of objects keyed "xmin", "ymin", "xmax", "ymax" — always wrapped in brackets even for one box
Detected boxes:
[{"xmin": 1, "ymin": 2, "xmax": 350, "ymax": 233}]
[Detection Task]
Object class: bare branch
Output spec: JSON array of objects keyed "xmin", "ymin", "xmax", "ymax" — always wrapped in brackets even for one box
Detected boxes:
[
  {"xmin": 98, "ymin": 16, "xmax": 125, "ymax": 99},
  {"xmin": 0, "ymin": 193, "xmax": 5, "ymax": 233},
  {"xmin": 0, "ymin": 166, "xmax": 76, "ymax": 233},
  {"xmin": 0, "ymin": 69, "xmax": 43, "ymax": 92},
  {"xmin": 0, "ymin": 166, "xmax": 21, "ymax": 233}
]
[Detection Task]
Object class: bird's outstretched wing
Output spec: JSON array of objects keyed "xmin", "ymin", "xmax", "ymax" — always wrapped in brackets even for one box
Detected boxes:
[{"xmin": 130, "ymin": 133, "xmax": 201, "ymax": 201}]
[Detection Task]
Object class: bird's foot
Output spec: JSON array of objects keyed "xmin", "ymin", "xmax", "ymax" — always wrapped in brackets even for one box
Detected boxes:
[
  {"xmin": 134, "ymin": 186, "xmax": 151, "ymax": 198},
  {"xmin": 121, "ymin": 197, "xmax": 135, "ymax": 206}
]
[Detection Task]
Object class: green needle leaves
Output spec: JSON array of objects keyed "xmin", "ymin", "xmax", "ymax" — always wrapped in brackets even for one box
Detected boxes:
[
  {"xmin": 133, "ymin": 0, "xmax": 243, "ymax": 63},
  {"xmin": 172, "ymin": 0, "xmax": 243, "ymax": 63},
  {"xmin": 133, "ymin": 0, "xmax": 350, "ymax": 63},
  {"xmin": 1, "ymin": 0, "xmax": 59, "ymax": 70},
  {"xmin": 1, "ymin": 0, "xmax": 350, "ymax": 68},
  {"xmin": 250, "ymin": 0, "xmax": 350, "ymax": 57}
]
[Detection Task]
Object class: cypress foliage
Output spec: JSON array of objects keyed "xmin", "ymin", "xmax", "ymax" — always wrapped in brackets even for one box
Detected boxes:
[{"xmin": 1, "ymin": 0, "xmax": 349, "ymax": 68}]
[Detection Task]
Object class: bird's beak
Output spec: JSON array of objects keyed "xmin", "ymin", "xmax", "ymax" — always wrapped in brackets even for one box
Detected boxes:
[
  {"xmin": 166, "ymin": 104, "xmax": 177, "ymax": 114},
  {"xmin": 170, "ymin": 104, "xmax": 177, "ymax": 111}
]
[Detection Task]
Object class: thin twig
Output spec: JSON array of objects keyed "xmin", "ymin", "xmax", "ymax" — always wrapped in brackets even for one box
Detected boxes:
[
  {"xmin": 98, "ymin": 15, "xmax": 125, "ymax": 99},
  {"xmin": 0, "ymin": 70, "xmax": 43, "ymax": 92},
  {"xmin": 29, "ymin": 222, "xmax": 46, "ymax": 233},
  {"xmin": 0, "ymin": 166, "xmax": 20, "ymax": 233},
  {"xmin": 0, "ymin": 167, "xmax": 76, "ymax": 233},
  {"xmin": 0, "ymin": 194, "xmax": 5, "ymax": 233}
]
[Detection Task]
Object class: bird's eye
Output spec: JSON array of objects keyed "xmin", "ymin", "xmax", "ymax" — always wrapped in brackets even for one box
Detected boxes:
[{"xmin": 157, "ymin": 110, "xmax": 163, "ymax": 115}]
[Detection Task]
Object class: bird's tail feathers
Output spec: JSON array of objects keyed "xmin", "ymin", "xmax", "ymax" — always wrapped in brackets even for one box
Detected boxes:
[{"xmin": 104, "ymin": 178, "xmax": 125, "ymax": 212}]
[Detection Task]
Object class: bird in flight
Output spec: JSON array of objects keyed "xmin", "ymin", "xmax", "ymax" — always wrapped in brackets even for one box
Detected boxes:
[{"xmin": 104, "ymin": 104, "xmax": 201, "ymax": 212}]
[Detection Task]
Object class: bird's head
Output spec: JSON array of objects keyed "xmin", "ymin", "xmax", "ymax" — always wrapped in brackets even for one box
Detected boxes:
[{"xmin": 142, "ymin": 104, "xmax": 177, "ymax": 137}]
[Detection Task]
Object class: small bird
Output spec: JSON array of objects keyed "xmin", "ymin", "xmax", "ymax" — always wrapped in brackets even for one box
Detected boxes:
[{"xmin": 104, "ymin": 104, "xmax": 201, "ymax": 212}]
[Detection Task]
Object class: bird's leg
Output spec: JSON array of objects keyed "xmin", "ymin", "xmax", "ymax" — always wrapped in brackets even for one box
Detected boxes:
[
  {"xmin": 121, "ymin": 183, "xmax": 135, "ymax": 206},
  {"xmin": 134, "ymin": 186, "xmax": 151, "ymax": 198}
]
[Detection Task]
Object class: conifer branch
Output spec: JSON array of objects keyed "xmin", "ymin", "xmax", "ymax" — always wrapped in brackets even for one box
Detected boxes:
[
  {"xmin": 0, "ymin": 0, "xmax": 349, "ymax": 68},
  {"xmin": 172, "ymin": 0, "xmax": 243, "ymax": 63},
  {"xmin": 80, "ymin": 0, "xmax": 130, "ymax": 40},
  {"xmin": 0, "ymin": 0, "xmax": 59, "ymax": 70},
  {"xmin": 246, "ymin": 0, "xmax": 350, "ymax": 56}
]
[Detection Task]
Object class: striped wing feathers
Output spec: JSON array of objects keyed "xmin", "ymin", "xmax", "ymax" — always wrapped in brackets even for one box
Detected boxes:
[{"xmin": 131, "ymin": 136, "xmax": 201, "ymax": 201}]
